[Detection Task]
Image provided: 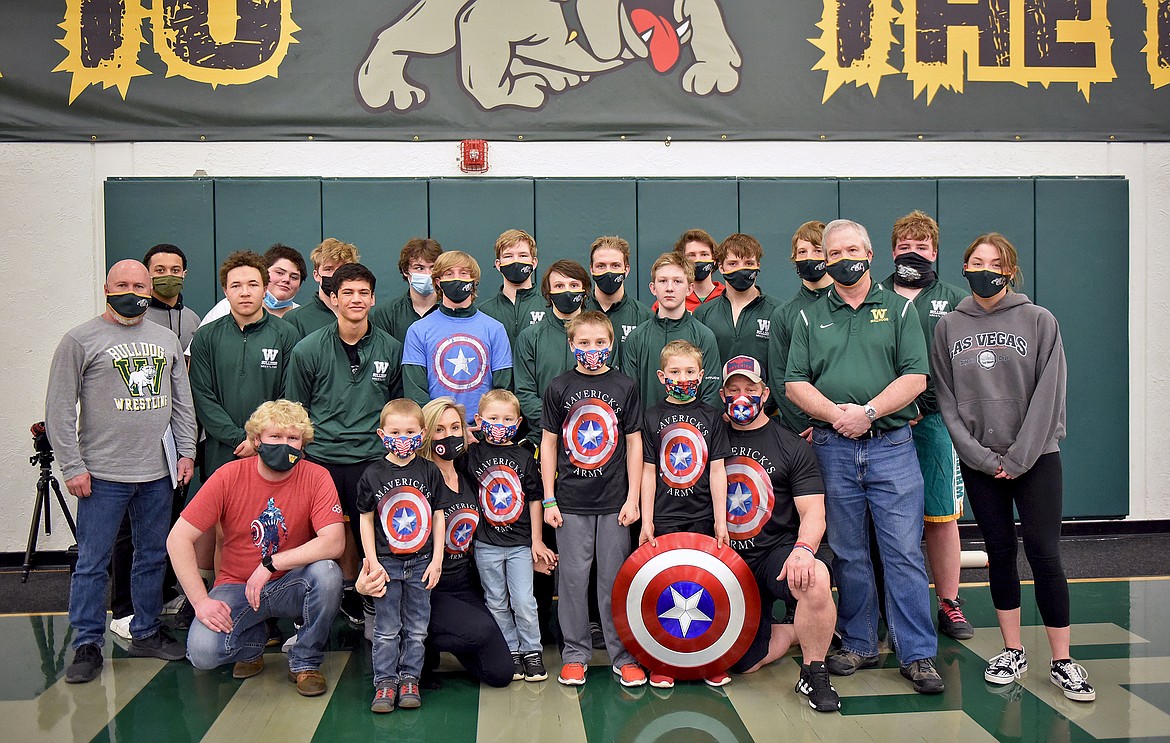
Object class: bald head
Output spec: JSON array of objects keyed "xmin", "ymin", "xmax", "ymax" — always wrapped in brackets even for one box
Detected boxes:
[{"xmin": 103, "ymin": 260, "xmax": 152, "ymax": 325}]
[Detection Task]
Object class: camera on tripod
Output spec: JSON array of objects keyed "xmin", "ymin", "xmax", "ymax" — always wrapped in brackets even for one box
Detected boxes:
[
  {"xmin": 30, "ymin": 421, "xmax": 53, "ymax": 464},
  {"xmin": 23, "ymin": 421, "xmax": 76, "ymax": 582}
]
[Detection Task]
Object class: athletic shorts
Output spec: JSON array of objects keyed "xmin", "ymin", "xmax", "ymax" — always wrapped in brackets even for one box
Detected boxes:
[{"xmin": 913, "ymin": 413, "xmax": 965, "ymax": 522}]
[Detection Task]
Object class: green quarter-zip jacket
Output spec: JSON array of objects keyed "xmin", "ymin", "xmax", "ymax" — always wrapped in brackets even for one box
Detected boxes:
[
  {"xmin": 477, "ymin": 285, "xmax": 547, "ymax": 347},
  {"xmin": 620, "ymin": 313, "xmax": 722, "ymax": 411},
  {"xmin": 284, "ymin": 294, "xmax": 338, "ymax": 340},
  {"xmin": 768, "ymin": 285, "xmax": 831, "ymax": 433},
  {"xmin": 883, "ymin": 275, "xmax": 967, "ymax": 416},
  {"xmin": 514, "ymin": 312, "xmax": 578, "ymax": 445}
]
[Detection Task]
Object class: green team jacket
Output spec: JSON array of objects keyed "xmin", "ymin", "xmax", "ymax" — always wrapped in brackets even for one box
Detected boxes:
[
  {"xmin": 370, "ymin": 290, "xmax": 438, "ymax": 344},
  {"xmin": 285, "ymin": 323, "xmax": 404, "ymax": 464},
  {"xmin": 767, "ymin": 285, "xmax": 831, "ymax": 433},
  {"xmin": 284, "ymin": 294, "xmax": 337, "ymax": 340},
  {"xmin": 692, "ymin": 290, "xmax": 780, "ymax": 371},
  {"xmin": 619, "ymin": 314, "xmax": 722, "ymax": 411},
  {"xmin": 882, "ymin": 275, "xmax": 967, "ymax": 415},
  {"xmin": 188, "ymin": 311, "xmax": 301, "ymax": 475},
  {"xmin": 477, "ymin": 286, "xmax": 547, "ymax": 347},
  {"xmin": 583, "ymin": 291, "xmax": 653, "ymax": 362},
  {"xmin": 514, "ymin": 313, "xmax": 577, "ymax": 445}
]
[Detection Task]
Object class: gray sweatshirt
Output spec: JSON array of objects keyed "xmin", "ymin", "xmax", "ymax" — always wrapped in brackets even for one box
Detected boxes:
[
  {"xmin": 930, "ymin": 293, "xmax": 1066, "ymax": 478},
  {"xmin": 46, "ymin": 315, "xmax": 198, "ymax": 482},
  {"xmin": 145, "ymin": 295, "xmax": 201, "ymax": 352}
]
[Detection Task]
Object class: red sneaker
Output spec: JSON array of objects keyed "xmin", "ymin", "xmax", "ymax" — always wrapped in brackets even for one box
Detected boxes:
[
  {"xmin": 704, "ymin": 671, "xmax": 731, "ymax": 687},
  {"xmin": 558, "ymin": 662, "xmax": 587, "ymax": 686},
  {"xmin": 648, "ymin": 672, "xmax": 675, "ymax": 688},
  {"xmin": 613, "ymin": 663, "xmax": 647, "ymax": 687}
]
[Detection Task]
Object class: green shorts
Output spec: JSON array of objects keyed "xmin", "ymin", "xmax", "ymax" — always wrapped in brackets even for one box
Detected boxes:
[{"xmin": 913, "ymin": 412, "xmax": 964, "ymax": 522}]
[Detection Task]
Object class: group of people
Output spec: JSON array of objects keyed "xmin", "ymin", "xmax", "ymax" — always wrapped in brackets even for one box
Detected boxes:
[{"xmin": 45, "ymin": 212, "xmax": 1094, "ymax": 719}]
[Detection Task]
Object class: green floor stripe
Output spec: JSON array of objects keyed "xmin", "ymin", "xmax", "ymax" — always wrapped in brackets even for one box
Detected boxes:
[
  {"xmin": 577, "ymin": 673, "xmax": 753, "ymax": 743},
  {"xmin": 88, "ymin": 661, "xmax": 240, "ymax": 743}
]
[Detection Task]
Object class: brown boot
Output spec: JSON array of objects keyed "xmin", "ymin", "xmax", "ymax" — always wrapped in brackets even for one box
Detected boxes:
[
  {"xmin": 288, "ymin": 668, "xmax": 327, "ymax": 696},
  {"xmin": 232, "ymin": 655, "xmax": 265, "ymax": 679}
]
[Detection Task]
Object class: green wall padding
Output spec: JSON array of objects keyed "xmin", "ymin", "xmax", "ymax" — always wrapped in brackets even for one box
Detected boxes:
[
  {"xmin": 937, "ymin": 179, "xmax": 1036, "ymax": 296},
  {"xmin": 839, "ymin": 179, "xmax": 939, "ymax": 281},
  {"xmin": 738, "ymin": 179, "xmax": 840, "ymax": 301},
  {"xmin": 534, "ymin": 179, "xmax": 638, "ymax": 288}
]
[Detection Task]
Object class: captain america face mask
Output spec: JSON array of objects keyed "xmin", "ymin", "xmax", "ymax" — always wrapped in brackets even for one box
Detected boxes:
[{"xmin": 723, "ymin": 394, "xmax": 762, "ymax": 424}]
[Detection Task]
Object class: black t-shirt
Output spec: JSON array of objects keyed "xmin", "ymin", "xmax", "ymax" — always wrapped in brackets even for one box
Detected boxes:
[
  {"xmin": 542, "ymin": 367, "xmax": 642, "ymax": 515},
  {"xmin": 438, "ymin": 470, "xmax": 480, "ymax": 587},
  {"xmin": 725, "ymin": 420, "xmax": 824, "ymax": 562},
  {"xmin": 465, "ymin": 441, "xmax": 543, "ymax": 548},
  {"xmin": 356, "ymin": 456, "xmax": 449, "ymax": 561},
  {"xmin": 642, "ymin": 398, "xmax": 731, "ymax": 529}
]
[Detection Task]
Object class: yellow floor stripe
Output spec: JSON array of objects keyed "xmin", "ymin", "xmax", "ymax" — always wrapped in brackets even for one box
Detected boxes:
[{"xmin": 476, "ymin": 647, "xmax": 587, "ymax": 743}]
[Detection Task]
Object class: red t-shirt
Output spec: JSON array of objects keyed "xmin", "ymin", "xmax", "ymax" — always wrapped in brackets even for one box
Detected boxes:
[
  {"xmin": 652, "ymin": 281, "xmax": 726, "ymax": 313},
  {"xmin": 181, "ymin": 458, "xmax": 343, "ymax": 586}
]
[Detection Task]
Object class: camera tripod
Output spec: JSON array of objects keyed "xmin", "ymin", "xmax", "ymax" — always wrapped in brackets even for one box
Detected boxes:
[{"xmin": 23, "ymin": 448, "xmax": 77, "ymax": 583}]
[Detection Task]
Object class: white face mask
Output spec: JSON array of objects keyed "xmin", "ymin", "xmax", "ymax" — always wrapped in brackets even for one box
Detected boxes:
[{"xmin": 409, "ymin": 272, "xmax": 435, "ymax": 296}]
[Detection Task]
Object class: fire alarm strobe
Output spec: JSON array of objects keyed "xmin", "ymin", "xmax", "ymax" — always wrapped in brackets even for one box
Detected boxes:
[{"xmin": 460, "ymin": 139, "xmax": 488, "ymax": 173}]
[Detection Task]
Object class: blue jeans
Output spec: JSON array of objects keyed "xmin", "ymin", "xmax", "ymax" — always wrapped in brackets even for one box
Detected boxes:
[
  {"xmin": 811, "ymin": 425, "xmax": 937, "ymax": 663},
  {"xmin": 186, "ymin": 560, "xmax": 341, "ymax": 673},
  {"xmin": 475, "ymin": 543, "xmax": 541, "ymax": 654},
  {"xmin": 372, "ymin": 554, "xmax": 432, "ymax": 686},
  {"xmin": 70, "ymin": 476, "xmax": 173, "ymax": 648}
]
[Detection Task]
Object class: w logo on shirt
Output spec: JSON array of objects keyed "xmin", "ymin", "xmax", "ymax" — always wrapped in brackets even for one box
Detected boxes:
[
  {"xmin": 756, "ymin": 319, "xmax": 771, "ymax": 339},
  {"xmin": 261, "ymin": 348, "xmax": 279, "ymax": 362},
  {"xmin": 530, "ymin": 311, "xmax": 545, "ymax": 324},
  {"xmin": 372, "ymin": 360, "xmax": 390, "ymax": 382},
  {"xmin": 930, "ymin": 300, "xmax": 950, "ymax": 317}
]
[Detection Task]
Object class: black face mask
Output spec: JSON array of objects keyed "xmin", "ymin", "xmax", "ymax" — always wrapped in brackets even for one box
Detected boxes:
[
  {"xmin": 795, "ymin": 259, "xmax": 827, "ymax": 282},
  {"xmin": 258, "ymin": 442, "xmax": 302, "ymax": 472},
  {"xmin": 692, "ymin": 260, "xmax": 715, "ymax": 282},
  {"xmin": 593, "ymin": 271, "xmax": 625, "ymax": 295},
  {"xmin": 440, "ymin": 279, "xmax": 476, "ymax": 304},
  {"xmin": 826, "ymin": 258, "xmax": 870, "ymax": 286},
  {"xmin": 106, "ymin": 292, "xmax": 151, "ymax": 321},
  {"xmin": 499, "ymin": 262, "xmax": 533, "ymax": 285},
  {"xmin": 431, "ymin": 435, "xmax": 466, "ymax": 461},
  {"xmin": 550, "ymin": 290, "xmax": 585, "ymax": 315},
  {"xmin": 963, "ymin": 269, "xmax": 1011, "ymax": 298},
  {"xmin": 723, "ymin": 268, "xmax": 759, "ymax": 292},
  {"xmin": 893, "ymin": 253, "xmax": 937, "ymax": 288},
  {"xmin": 319, "ymin": 274, "xmax": 338, "ymax": 297}
]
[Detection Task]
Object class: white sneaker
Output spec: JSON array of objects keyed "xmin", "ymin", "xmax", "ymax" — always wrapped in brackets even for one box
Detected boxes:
[
  {"xmin": 161, "ymin": 595, "xmax": 187, "ymax": 615},
  {"xmin": 1051, "ymin": 659, "xmax": 1096, "ymax": 702},
  {"xmin": 282, "ymin": 631, "xmax": 299, "ymax": 653},
  {"xmin": 110, "ymin": 615, "xmax": 133, "ymax": 641},
  {"xmin": 985, "ymin": 647, "xmax": 1027, "ymax": 684}
]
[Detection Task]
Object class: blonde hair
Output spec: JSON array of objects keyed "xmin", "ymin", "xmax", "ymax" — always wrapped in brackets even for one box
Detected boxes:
[
  {"xmin": 479, "ymin": 388, "xmax": 521, "ymax": 417},
  {"xmin": 245, "ymin": 400, "xmax": 314, "ymax": 442},
  {"xmin": 660, "ymin": 339, "xmax": 703, "ymax": 371},
  {"xmin": 651, "ymin": 251, "xmax": 695, "ymax": 283},
  {"xmin": 309, "ymin": 238, "xmax": 360, "ymax": 270},
  {"xmin": 892, "ymin": 210, "xmax": 939, "ymax": 251},
  {"xmin": 420, "ymin": 397, "xmax": 466, "ymax": 462},
  {"xmin": 432, "ymin": 250, "xmax": 482, "ymax": 298},
  {"xmin": 790, "ymin": 221, "xmax": 825, "ymax": 262},
  {"xmin": 566, "ymin": 310, "xmax": 614, "ymax": 343},
  {"xmin": 494, "ymin": 229, "xmax": 537, "ymax": 260},
  {"xmin": 963, "ymin": 232, "xmax": 1023, "ymax": 289},
  {"xmin": 379, "ymin": 398, "xmax": 425, "ymax": 429},
  {"xmin": 589, "ymin": 235, "xmax": 630, "ymax": 266}
]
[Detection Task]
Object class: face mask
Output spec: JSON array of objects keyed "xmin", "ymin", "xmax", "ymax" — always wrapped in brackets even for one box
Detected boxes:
[
  {"xmin": 440, "ymin": 279, "xmax": 476, "ymax": 304},
  {"xmin": 893, "ymin": 253, "xmax": 937, "ymax": 289},
  {"xmin": 574, "ymin": 346, "xmax": 610, "ymax": 371},
  {"xmin": 264, "ymin": 291, "xmax": 295, "ymax": 310},
  {"xmin": 593, "ymin": 271, "xmax": 625, "ymax": 296},
  {"xmin": 106, "ymin": 292, "xmax": 151, "ymax": 322},
  {"xmin": 481, "ymin": 421, "xmax": 518, "ymax": 445},
  {"xmin": 664, "ymin": 377, "xmax": 700, "ymax": 402},
  {"xmin": 319, "ymin": 273, "xmax": 338, "ymax": 297},
  {"xmin": 257, "ymin": 442, "xmax": 302, "ymax": 472},
  {"xmin": 964, "ymin": 269, "xmax": 1011, "ymax": 299},
  {"xmin": 693, "ymin": 260, "xmax": 715, "ymax": 282},
  {"xmin": 825, "ymin": 258, "xmax": 869, "ymax": 286},
  {"xmin": 499, "ymin": 261, "xmax": 533, "ymax": 285},
  {"xmin": 724, "ymin": 394, "xmax": 763, "ymax": 424},
  {"xmin": 550, "ymin": 290, "xmax": 585, "ymax": 315},
  {"xmin": 795, "ymin": 259, "xmax": 827, "ymax": 282},
  {"xmin": 152, "ymin": 275, "xmax": 183, "ymax": 299},
  {"xmin": 723, "ymin": 268, "xmax": 759, "ymax": 292},
  {"xmin": 408, "ymin": 272, "xmax": 434, "ymax": 296},
  {"xmin": 383, "ymin": 433, "xmax": 423, "ymax": 459},
  {"xmin": 431, "ymin": 434, "xmax": 465, "ymax": 460}
]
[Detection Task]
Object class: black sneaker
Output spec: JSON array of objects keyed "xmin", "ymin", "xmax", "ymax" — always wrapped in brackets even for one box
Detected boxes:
[
  {"xmin": 174, "ymin": 599, "xmax": 196, "ymax": 631},
  {"xmin": 398, "ymin": 677, "xmax": 422, "ymax": 708},
  {"xmin": 129, "ymin": 627, "xmax": 186, "ymax": 661},
  {"xmin": 1051, "ymin": 659, "xmax": 1096, "ymax": 702},
  {"xmin": 590, "ymin": 621, "xmax": 606, "ymax": 650},
  {"xmin": 371, "ymin": 682, "xmax": 396, "ymax": 713},
  {"xmin": 825, "ymin": 649, "xmax": 879, "ymax": 676},
  {"xmin": 522, "ymin": 651, "xmax": 548, "ymax": 682},
  {"xmin": 796, "ymin": 662, "xmax": 841, "ymax": 712},
  {"xmin": 984, "ymin": 647, "xmax": 1027, "ymax": 684},
  {"xmin": 340, "ymin": 588, "xmax": 365, "ymax": 627},
  {"xmin": 900, "ymin": 658, "xmax": 945, "ymax": 694},
  {"xmin": 511, "ymin": 652, "xmax": 525, "ymax": 681},
  {"xmin": 65, "ymin": 643, "xmax": 103, "ymax": 683},
  {"xmin": 265, "ymin": 618, "xmax": 285, "ymax": 648},
  {"xmin": 937, "ymin": 597, "xmax": 975, "ymax": 640}
]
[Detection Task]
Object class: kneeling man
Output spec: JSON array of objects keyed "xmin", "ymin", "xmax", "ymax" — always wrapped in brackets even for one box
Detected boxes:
[{"xmin": 167, "ymin": 400, "xmax": 345, "ymax": 696}]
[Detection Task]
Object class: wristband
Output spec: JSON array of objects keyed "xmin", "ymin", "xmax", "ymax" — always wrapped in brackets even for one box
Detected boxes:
[
  {"xmin": 794, "ymin": 542, "xmax": 815, "ymax": 556},
  {"xmin": 261, "ymin": 555, "xmax": 277, "ymax": 573},
  {"xmin": 542, "ymin": 499, "xmax": 558, "ymax": 510}
]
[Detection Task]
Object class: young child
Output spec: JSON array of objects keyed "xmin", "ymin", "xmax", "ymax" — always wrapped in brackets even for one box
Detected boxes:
[
  {"xmin": 540, "ymin": 311, "xmax": 646, "ymax": 688},
  {"xmin": 466, "ymin": 389, "xmax": 555, "ymax": 682},
  {"xmin": 639, "ymin": 339, "xmax": 732, "ymax": 689},
  {"xmin": 357, "ymin": 399, "xmax": 448, "ymax": 713}
]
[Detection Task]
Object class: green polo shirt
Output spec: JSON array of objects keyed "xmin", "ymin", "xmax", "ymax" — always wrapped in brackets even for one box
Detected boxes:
[
  {"xmin": 692, "ymin": 289, "xmax": 779, "ymax": 371},
  {"xmin": 785, "ymin": 281, "xmax": 928, "ymax": 430},
  {"xmin": 370, "ymin": 290, "xmax": 439, "ymax": 344},
  {"xmin": 583, "ymin": 291, "xmax": 653, "ymax": 360},
  {"xmin": 477, "ymin": 285, "xmax": 547, "ymax": 347},
  {"xmin": 283, "ymin": 294, "xmax": 337, "ymax": 340},
  {"xmin": 883, "ymin": 275, "xmax": 967, "ymax": 415},
  {"xmin": 767, "ymin": 285, "xmax": 831, "ymax": 433}
]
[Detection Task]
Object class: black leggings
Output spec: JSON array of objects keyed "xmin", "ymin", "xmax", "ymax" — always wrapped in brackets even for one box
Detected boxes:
[
  {"xmin": 425, "ymin": 580, "xmax": 514, "ymax": 688},
  {"xmin": 962, "ymin": 452, "xmax": 1069, "ymax": 628}
]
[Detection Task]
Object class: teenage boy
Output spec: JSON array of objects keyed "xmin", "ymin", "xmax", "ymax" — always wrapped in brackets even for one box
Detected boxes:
[
  {"xmin": 621, "ymin": 252, "xmax": 721, "ymax": 411},
  {"xmin": 693, "ymin": 233, "xmax": 778, "ymax": 370},
  {"xmin": 199, "ymin": 244, "xmax": 307, "ymax": 327},
  {"xmin": 284, "ymin": 238, "xmax": 360, "ymax": 339},
  {"xmin": 477, "ymin": 229, "xmax": 546, "ymax": 346},
  {"xmin": 886, "ymin": 210, "xmax": 972, "ymax": 641},
  {"xmin": 666, "ymin": 229, "xmax": 724, "ymax": 312},
  {"xmin": 540, "ymin": 311, "xmax": 645, "ymax": 688},
  {"xmin": 639, "ymin": 340, "xmax": 731, "ymax": 689},
  {"xmin": 143, "ymin": 243, "xmax": 202, "ymax": 351},
  {"xmin": 371, "ymin": 237, "xmax": 443, "ymax": 343},
  {"xmin": 583, "ymin": 235, "xmax": 651, "ymax": 355}
]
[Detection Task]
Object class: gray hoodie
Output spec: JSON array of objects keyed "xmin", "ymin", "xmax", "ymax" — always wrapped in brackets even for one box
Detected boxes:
[{"xmin": 930, "ymin": 293, "xmax": 1066, "ymax": 477}]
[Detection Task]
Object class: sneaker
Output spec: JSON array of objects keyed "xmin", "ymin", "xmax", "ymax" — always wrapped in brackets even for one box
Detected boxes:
[
  {"xmin": 370, "ymin": 683, "xmax": 396, "ymax": 713},
  {"xmin": 511, "ymin": 652, "xmax": 525, "ymax": 681},
  {"xmin": 1050, "ymin": 659, "xmax": 1096, "ymax": 702},
  {"xmin": 826, "ymin": 649, "xmax": 879, "ymax": 676},
  {"xmin": 937, "ymin": 597, "xmax": 975, "ymax": 640},
  {"xmin": 129, "ymin": 627, "xmax": 186, "ymax": 661},
  {"xmin": 340, "ymin": 589, "xmax": 365, "ymax": 627},
  {"xmin": 109, "ymin": 615, "xmax": 133, "ymax": 641},
  {"xmin": 648, "ymin": 672, "xmax": 675, "ymax": 688},
  {"xmin": 282, "ymin": 631, "xmax": 299, "ymax": 653},
  {"xmin": 174, "ymin": 601, "xmax": 195, "ymax": 631},
  {"xmin": 288, "ymin": 668, "xmax": 328, "ymax": 696},
  {"xmin": 65, "ymin": 643, "xmax": 103, "ymax": 683},
  {"xmin": 984, "ymin": 647, "xmax": 1027, "ymax": 684},
  {"xmin": 161, "ymin": 594, "xmax": 187, "ymax": 615},
  {"xmin": 232, "ymin": 655, "xmax": 265, "ymax": 679},
  {"xmin": 900, "ymin": 658, "xmax": 945, "ymax": 694},
  {"xmin": 704, "ymin": 671, "xmax": 731, "ymax": 687},
  {"xmin": 398, "ymin": 678, "xmax": 422, "ymax": 708},
  {"xmin": 265, "ymin": 618, "xmax": 285, "ymax": 648},
  {"xmin": 613, "ymin": 663, "xmax": 647, "ymax": 687},
  {"xmin": 522, "ymin": 651, "xmax": 548, "ymax": 682},
  {"xmin": 590, "ymin": 621, "xmax": 606, "ymax": 650},
  {"xmin": 558, "ymin": 662, "xmax": 587, "ymax": 686},
  {"xmin": 796, "ymin": 662, "xmax": 841, "ymax": 712}
]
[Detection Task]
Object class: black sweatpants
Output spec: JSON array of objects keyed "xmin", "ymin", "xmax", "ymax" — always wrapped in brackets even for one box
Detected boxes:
[{"xmin": 425, "ymin": 579, "xmax": 514, "ymax": 688}]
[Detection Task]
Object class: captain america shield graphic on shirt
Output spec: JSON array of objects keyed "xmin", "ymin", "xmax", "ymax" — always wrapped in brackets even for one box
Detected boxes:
[
  {"xmin": 445, "ymin": 507, "xmax": 480, "ymax": 555},
  {"xmin": 725, "ymin": 456, "xmax": 774, "ymax": 541},
  {"xmin": 433, "ymin": 334, "xmax": 489, "ymax": 392},
  {"xmin": 478, "ymin": 464, "xmax": 525, "ymax": 526},
  {"xmin": 658, "ymin": 422, "xmax": 708, "ymax": 490},
  {"xmin": 563, "ymin": 398, "xmax": 618, "ymax": 469},
  {"xmin": 377, "ymin": 487, "xmax": 433, "ymax": 555}
]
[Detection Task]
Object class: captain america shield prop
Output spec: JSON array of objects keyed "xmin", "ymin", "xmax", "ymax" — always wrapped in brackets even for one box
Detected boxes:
[
  {"xmin": 478, "ymin": 464, "xmax": 525, "ymax": 527},
  {"xmin": 658, "ymin": 422, "xmax": 708, "ymax": 490},
  {"xmin": 433, "ymin": 334, "xmax": 489, "ymax": 393},
  {"xmin": 445, "ymin": 507, "xmax": 479, "ymax": 555},
  {"xmin": 725, "ymin": 456, "xmax": 774, "ymax": 542},
  {"xmin": 613, "ymin": 532, "xmax": 760, "ymax": 679},
  {"xmin": 379, "ymin": 488, "xmax": 432, "ymax": 555},
  {"xmin": 563, "ymin": 399, "xmax": 618, "ymax": 470}
]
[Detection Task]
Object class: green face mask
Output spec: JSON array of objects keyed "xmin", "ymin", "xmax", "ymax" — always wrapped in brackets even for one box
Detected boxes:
[{"xmin": 152, "ymin": 275, "xmax": 184, "ymax": 299}]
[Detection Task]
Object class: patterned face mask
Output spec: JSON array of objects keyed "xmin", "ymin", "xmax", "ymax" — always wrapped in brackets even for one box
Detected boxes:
[
  {"xmin": 724, "ymin": 394, "xmax": 762, "ymax": 424},
  {"xmin": 663, "ymin": 376, "xmax": 700, "ymax": 402},
  {"xmin": 481, "ymin": 421, "xmax": 518, "ymax": 445},
  {"xmin": 382, "ymin": 432, "xmax": 423, "ymax": 459},
  {"xmin": 573, "ymin": 346, "xmax": 610, "ymax": 371}
]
